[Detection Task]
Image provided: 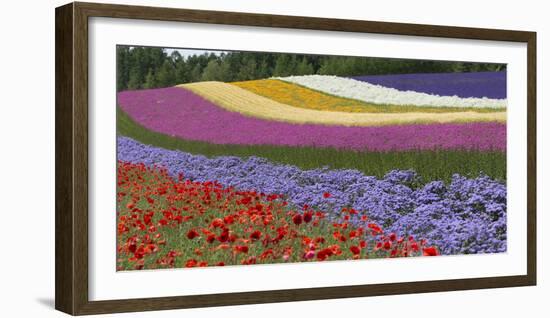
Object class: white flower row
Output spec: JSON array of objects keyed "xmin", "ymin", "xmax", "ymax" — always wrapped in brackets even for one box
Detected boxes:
[{"xmin": 275, "ymin": 75, "xmax": 507, "ymax": 109}]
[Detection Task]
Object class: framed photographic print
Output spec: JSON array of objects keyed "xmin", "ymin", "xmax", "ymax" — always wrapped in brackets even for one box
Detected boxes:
[{"xmin": 55, "ymin": 2, "xmax": 537, "ymax": 315}]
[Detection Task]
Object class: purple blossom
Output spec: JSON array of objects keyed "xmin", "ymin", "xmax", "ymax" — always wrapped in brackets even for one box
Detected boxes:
[
  {"xmin": 118, "ymin": 87, "xmax": 506, "ymax": 152},
  {"xmin": 117, "ymin": 136, "xmax": 506, "ymax": 255},
  {"xmin": 351, "ymin": 71, "xmax": 506, "ymax": 99}
]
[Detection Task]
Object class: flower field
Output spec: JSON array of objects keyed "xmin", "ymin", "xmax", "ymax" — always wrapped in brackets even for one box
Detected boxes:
[
  {"xmin": 178, "ymin": 81, "xmax": 505, "ymax": 126},
  {"xmin": 118, "ymin": 87, "xmax": 505, "ymax": 151},
  {"xmin": 231, "ymin": 79, "xmax": 500, "ymax": 113},
  {"xmin": 118, "ymin": 136, "xmax": 506, "ymax": 256},
  {"xmin": 117, "ymin": 161, "xmax": 439, "ymax": 270},
  {"xmin": 116, "ymin": 51, "xmax": 507, "ymax": 271},
  {"xmin": 351, "ymin": 71, "xmax": 506, "ymax": 99},
  {"xmin": 277, "ymin": 75, "xmax": 507, "ymax": 108}
]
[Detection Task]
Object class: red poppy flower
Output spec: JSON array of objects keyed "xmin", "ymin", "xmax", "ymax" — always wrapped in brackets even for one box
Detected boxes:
[
  {"xmin": 317, "ymin": 248, "xmax": 334, "ymax": 261},
  {"xmin": 185, "ymin": 259, "xmax": 197, "ymax": 268},
  {"xmin": 241, "ymin": 257, "xmax": 257, "ymax": 265},
  {"xmin": 206, "ymin": 234, "xmax": 216, "ymax": 244},
  {"xmin": 323, "ymin": 192, "xmax": 331, "ymax": 198},
  {"xmin": 422, "ymin": 246, "xmax": 439, "ymax": 256},
  {"xmin": 223, "ymin": 215, "xmax": 234, "ymax": 224},
  {"xmin": 250, "ymin": 230, "xmax": 262, "ymax": 240},
  {"xmin": 134, "ymin": 246, "xmax": 145, "ymax": 259},
  {"xmin": 383, "ymin": 241, "xmax": 392, "ymax": 250},
  {"xmin": 368, "ymin": 223, "xmax": 382, "ymax": 234},
  {"xmin": 316, "ymin": 250, "xmax": 328, "ymax": 261},
  {"xmin": 303, "ymin": 211, "xmax": 313, "ymax": 223},
  {"xmin": 350, "ymin": 245, "xmax": 361, "ymax": 255},
  {"xmin": 218, "ymin": 230, "xmax": 229, "ymax": 242},
  {"xmin": 234, "ymin": 245, "xmax": 249, "ymax": 254},
  {"xmin": 292, "ymin": 214, "xmax": 303, "ymax": 225},
  {"xmin": 260, "ymin": 248, "xmax": 274, "ymax": 260},
  {"xmin": 210, "ymin": 218, "xmax": 224, "ymax": 228},
  {"xmin": 143, "ymin": 213, "xmax": 153, "ymax": 225},
  {"xmin": 186, "ymin": 229, "xmax": 199, "ymax": 240},
  {"xmin": 145, "ymin": 244, "xmax": 158, "ymax": 253},
  {"xmin": 117, "ymin": 223, "xmax": 129, "ymax": 234}
]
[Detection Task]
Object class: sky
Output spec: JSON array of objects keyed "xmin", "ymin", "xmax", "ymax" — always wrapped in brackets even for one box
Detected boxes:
[{"xmin": 164, "ymin": 48, "xmax": 228, "ymax": 59}]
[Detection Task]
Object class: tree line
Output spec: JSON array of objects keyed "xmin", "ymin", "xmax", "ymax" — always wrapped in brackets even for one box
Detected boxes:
[{"xmin": 117, "ymin": 46, "xmax": 505, "ymax": 91}]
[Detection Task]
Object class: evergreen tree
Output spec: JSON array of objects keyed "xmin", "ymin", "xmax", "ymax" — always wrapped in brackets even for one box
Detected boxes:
[
  {"xmin": 273, "ymin": 55, "xmax": 291, "ymax": 77},
  {"xmin": 116, "ymin": 46, "xmax": 506, "ymax": 90},
  {"xmin": 156, "ymin": 60, "xmax": 176, "ymax": 87},
  {"xmin": 116, "ymin": 46, "xmax": 130, "ymax": 91},
  {"xmin": 236, "ymin": 59, "xmax": 257, "ymax": 80},
  {"xmin": 175, "ymin": 60, "xmax": 190, "ymax": 84},
  {"xmin": 190, "ymin": 63, "xmax": 203, "ymax": 83},
  {"xmin": 126, "ymin": 66, "xmax": 142, "ymax": 90},
  {"xmin": 295, "ymin": 57, "xmax": 314, "ymax": 75},
  {"xmin": 143, "ymin": 69, "xmax": 157, "ymax": 89},
  {"xmin": 201, "ymin": 60, "xmax": 224, "ymax": 81}
]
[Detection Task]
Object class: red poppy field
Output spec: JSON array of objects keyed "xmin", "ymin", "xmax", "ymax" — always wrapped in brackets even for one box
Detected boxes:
[{"xmin": 116, "ymin": 161, "xmax": 438, "ymax": 271}]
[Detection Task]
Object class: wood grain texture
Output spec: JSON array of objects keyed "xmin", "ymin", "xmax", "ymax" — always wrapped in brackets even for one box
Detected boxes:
[
  {"xmin": 73, "ymin": 2, "xmax": 90, "ymax": 314},
  {"xmin": 75, "ymin": 1, "xmax": 532, "ymax": 41},
  {"xmin": 526, "ymin": 32, "xmax": 537, "ymax": 286},
  {"xmin": 55, "ymin": 1, "xmax": 537, "ymax": 315},
  {"xmin": 55, "ymin": 2, "xmax": 75, "ymax": 314}
]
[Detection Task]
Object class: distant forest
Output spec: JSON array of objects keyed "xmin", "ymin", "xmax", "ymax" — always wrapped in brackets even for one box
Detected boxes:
[{"xmin": 117, "ymin": 46, "xmax": 506, "ymax": 91}]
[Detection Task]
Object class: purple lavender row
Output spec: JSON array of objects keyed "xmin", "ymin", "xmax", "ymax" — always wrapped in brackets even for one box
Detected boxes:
[
  {"xmin": 118, "ymin": 136, "xmax": 506, "ymax": 255},
  {"xmin": 351, "ymin": 71, "xmax": 506, "ymax": 99},
  {"xmin": 118, "ymin": 87, "xmax": 506, "ymax": 152}
]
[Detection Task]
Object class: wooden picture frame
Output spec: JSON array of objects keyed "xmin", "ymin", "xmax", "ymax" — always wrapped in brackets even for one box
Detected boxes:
[{"xmin": 55, "ymin": 1, "xmax": 536, "ymax": 315}]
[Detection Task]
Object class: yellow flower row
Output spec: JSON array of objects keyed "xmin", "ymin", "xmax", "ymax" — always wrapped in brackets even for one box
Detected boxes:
[
  {"xmin": 179, "ymin": 82, "xmax": 506, "ymax": 127},
  {"xmin": 231, "ymin": 79, "xmax": 504, "ymax": 113}
]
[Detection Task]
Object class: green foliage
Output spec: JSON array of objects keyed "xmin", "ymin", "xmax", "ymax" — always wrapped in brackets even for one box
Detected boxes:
[
  {"xmin": 201, "ymin": 60, "xmax": 223, "ymax": 81},
  {"xmin": 117, "ymin": 107, "xmax": 506, "ymax": 184},
  {"xmin": 143, "ymin": 69, "xmax": 157, "ymax": 89},
  {"xmin": 116, "ymin": 45, "xmax": 507, "ymax": 91},
  {"xmin": 295, "ymin": 57, "xmax": 315, "ymax": 75},
  {"xmin": 156, "ymin": 60, "xmax": 176, "ymax": 87}
]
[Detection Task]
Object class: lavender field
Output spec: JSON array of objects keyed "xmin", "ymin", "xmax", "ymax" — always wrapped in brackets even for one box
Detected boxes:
[{"xmin": 351, "ymin": 71, "xmax": 506, "ymax": 99}]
